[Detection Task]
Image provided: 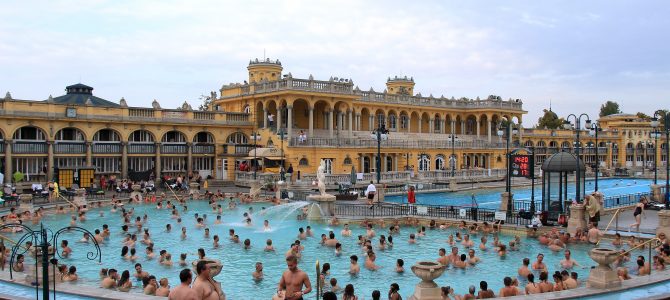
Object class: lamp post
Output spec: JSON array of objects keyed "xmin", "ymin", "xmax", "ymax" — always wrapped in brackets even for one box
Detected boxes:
[
  {"xmin": 449, "ymin": 134, "xmax": 457, "ymax": 177},
  {"xmin": 564, "ymin": 114, "xmax": 591, "ymax": 203},
  {"xmin": 497, "ymin": 121, "xmax": 517, "ymax": 214},
  {"xmin": 589, "ymin": 123, "xmax": 601, "ymax": 191},
  {"xmin": 651, "ymin": 130, "xmax": 661, "ymax": 185},
  {"xmin": 279, "ymin": 128, "xmax": 285, "ymax": 181},
  {"xmin": 253, "ymin": 116, "xmax": 257, "ymax": 180},
  {"xmin": 373, "ymin": 125, "xmax": 388, "ymax": 184},
  {"xmin": 651, "ymin": 111, "xmax": 670, "ymax": 209}
]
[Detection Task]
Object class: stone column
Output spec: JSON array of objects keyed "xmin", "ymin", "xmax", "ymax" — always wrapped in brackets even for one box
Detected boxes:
[
  {"xmin": 369, "ymin": 115, "xmax": 374, "ymax": 131},
  {"xmin": 86, "ymin": 142, "xmax": 92, "ymax": 167},
  {"xmin": 461, "ymin": 120, "xmax": 466, "ymax": 135},
  {"xmin": 355, "ymin": 113, "xmax": 361, "ymax": 131},
  {"xmin": 155, "ymin": 142, "xmax": 162, "ymax": 181},
  {"xmin": 121, "ymin": 142, "xmax": 128, "ymax": 179},
  {"xmin": 476, "ymin": 119, "xmax": 481, "ymax": 137},
  {"xmin": 277, "ymin": 107, "xmax": 283, "ymax": 131},
  {"xmin": 328, "ymin": 111, "xmax": 334, "ymax": 137},
  {"xmin": 187, "ymin": 142, "xmax": 193, "ymax": 175},
  {"xmin": 418, "ymin": 117, "xmax": 422, "ymax": 134},
  {"xmin": 286, "ymin": 105, "xmax": 293, "ymax": 141},
  {"xmin": 487, "ymin": 120, "xmax": 492, "ymax": 142},
  {"xmin": 407, "ymin": 116, "xmax": 411, "ymax": 133},
  {"xmin": 567, "ymin": 204, "xmax": 587, "ymax": 236},
  {"xmin": 499, "ymin": 192, "xmax": 514, "ymax": 212},
  {"xmin": 337, "ymin": 112, "xmax": 342, "ymax": 132},
  {"xmin": 658, "ymin": 210, "xmax": 670, "ymax": 238},
  {"xmin": 348, "ymin": 110, "xmax": 353, "ymax": 137},
  {"xmin": 518, "ymin": 122, "xmax": 524, "ymax": 144},
  {"xmin": 308, "ymin": 107, "xmax": 314, "ymax": 138},
  {"xmin": 441, "ymin": 119, "xmax": 446, "ymax": 134},
  {"xmin": 429, "ymin": 119, "xmax": 434, "ymax": 134},
  {"xmin": 263, "ymin": 108, "xmax": 268, "ymax": 128},
  {"xmin": 5, "ymin": 140, "xmax": 12, "ymax": 184},
  {"xmin": 46, "ymin": 140, "xmax": 53, "ymax": 181},
  {"xmin": 451, "ymin": 120, "xmax": 456, "ymax": 135}
]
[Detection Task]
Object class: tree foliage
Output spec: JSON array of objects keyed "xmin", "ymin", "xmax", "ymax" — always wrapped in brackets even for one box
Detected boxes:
[
  {"xmin": 636, "ymin": 112, "xmax": 651, "ymax": 120},
  {"xmin": 537, "ymin": 109, "xmax": 563, "ymax": 129},
  {"xmin": 198, "ymin": 93, "xmax": 213, "ymax": 111},
  {"xmin": 599, "ymin": 101, "xmax": 621, "ymax": 117}
]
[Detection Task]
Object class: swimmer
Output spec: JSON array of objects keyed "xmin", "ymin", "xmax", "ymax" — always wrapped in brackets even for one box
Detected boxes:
[
  {"xmin": 467, "ymin": 249, "xmax": 480, "ymax": 265},
  {"xmin": 349, "ymin": 255, "xmax": 360, "ymax": 274},
  {"xmin": 265, "ymin": 239, "xmax": 275, "ymax": 252},
  {"xmin": 264, "ymin": 220, "xmax": 271, "ymax": 231},
  {"xmin": 548, "ymin": 239, "xmax": 564, "ymax": 252},
  {"xmin": 252, "ymin": 262, "xmax": 264, "ymax": 280},
  {"xmin": 437, "ymin": 248, "xmax": 449, "ymax": 266},
  {"xmin": 341, "ymin": 224, "xmax": 352, "ymax": 237},
  {"xmin": 395, "ymin": 259, "xmax": 405, "ymax": 273},
  {"xmin": 518, "ymin": 258, "xmax": 531, "ymax": 277},
  {"xmin": 213, "ymin": 235, "xmax": 220, "ymax": 248},
  {"xmin": 453, "ymin": 254, "xmax": 468, "ymax": 269},
  {"xmin": 365, "ymin": 251, "xmax": 380, "ymax": 270},
  {"xmin": 461, "ymin": 234, "xmax": 474, "ymax": 248},
  {"xmin": 560, "ymin": 250, "xmax": 580, "ymax": 269},
  {"xmin": 532, "ymin": 254, "xmax": 547, "ymax": 272}
]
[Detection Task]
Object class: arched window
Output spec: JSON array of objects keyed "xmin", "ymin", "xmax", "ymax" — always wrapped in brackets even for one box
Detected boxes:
[
  {"xmin": 55, "ymin": 128, "xmax": 85, "ymax": 141},
  {"xmin": 388, "ymin": 114, "xmax": 397, "ymax": 129},
  {"xmin": 343, "ymin": 156, "xmax": 352, "ymax": 165},
  {"xmin": 227, "ymin": 132, "xmax": 248, "ymax": 144},
  {"xmin": 549, "ymin": 141, "xmax": 557, "ymax": 148},
  {"xmin": 561, "ymin": 141, "xmax": 571, "ymax": 148},
  {"xmin": 524, "ymin": 140, "xmax": 534, "ymax": 147},
  {"xmin": 13, "ymin": 126, "xmax": 46, "ymax": 141},
  {"xmin": 194, "ymin": 132, "xmax": 214, "ymax": 144},
  {"xmin": 93, "ymin": 129, "xmax": 120, "ymax": 142},
  {"xmin": 243, "ymin": 105, "xmax": 251, "ymax": 114},
  {"xmin": 299, "ymin": 158, "xmax": 309, "ymax": 166},
  {"xmin": 400, "ymin": 115, "xmax": 409, "ymax": 129},
  {"xmin": 162, "ymin": 131, "xmax": 186, "ymax": 143},
  {"xmin": 435, "ymin": 155, "xmax": 445, "ymax": 170},
  {"xmin": 418, "ymin": 155, "xmax": 430, "ymax": 171},
  {"xmin": 129, "ymin": 130, "xmax": 154, "ymax": 142}
]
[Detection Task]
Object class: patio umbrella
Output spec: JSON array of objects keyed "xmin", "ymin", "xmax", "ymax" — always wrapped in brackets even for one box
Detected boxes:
[{"xmin": 350, "ymin": 166, "xmax": 357, "ymax": 185}]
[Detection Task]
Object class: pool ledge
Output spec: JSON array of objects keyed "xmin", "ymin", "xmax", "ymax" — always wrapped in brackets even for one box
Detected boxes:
[
  {"xmin": 496, "ymin": 269, "xmax": 670, "ymax": 299},
  {"xmin": 0, "ymin": 271, "xmax": 159, "ymax": 300}
]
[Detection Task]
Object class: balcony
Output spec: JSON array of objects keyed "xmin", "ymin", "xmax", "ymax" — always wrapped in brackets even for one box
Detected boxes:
[
  {"xmin": 92, "ymin": 142, "xmax": 122, "ymax": 154},
  {"xmin": 54, "ymin": 142, "xmax": 86, "ymax": 154},
  {"xmin": 224, "ymin": 144, "xmax": 256, "ymax": 156},
  {"xmin": 161, "ymin": 143, "xmax": 187, "ymax": 154},
  {"xmin": 193, "ymin": 144, "xmax": 215, "ymax": 154},
  {"xmin": 12, "ymin": 141, "xmax": 47, "ymax": 154},
  {"xmin": 288, "ymin": 137, "xmax": 504, "ymax": 149},
  {"xmin": 128, "ymin": 143, "xmax": 155, "ymax": 154}
]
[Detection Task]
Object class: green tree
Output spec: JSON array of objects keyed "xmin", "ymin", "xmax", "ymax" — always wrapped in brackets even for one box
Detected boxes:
[
  {"xmin": 198, "ymin": 92, "xmax": 214, "ymax": 111},
  {"xmin": 599, "ymin": 101, "xmax": 621, "ymax": 117},
  {"xmin": 537, "ymin": 109, "xmax": 563, "ymax": 129},
  {"xmin": 636, "ymin": 112, "xmax": 651, "ymax": 120}
]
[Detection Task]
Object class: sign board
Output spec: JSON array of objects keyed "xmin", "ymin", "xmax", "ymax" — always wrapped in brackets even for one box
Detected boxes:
[
  {"xmin": 495, "ymin": 211, "xmax": 507, "ymax": 221},
  {"xmin": 459, "ymin": 208, "xmax": 467, "ymax": 217},
  {"xmin": 163, "ymin": 111, "xmax": 187, "ymax": 119},
  {"xmin": 510, "ymin": 154, "xmax": 534, "ymax": 178},
  {"xmin": 416, "ymin": 206, "xmax": 428, "ymax": 215}
]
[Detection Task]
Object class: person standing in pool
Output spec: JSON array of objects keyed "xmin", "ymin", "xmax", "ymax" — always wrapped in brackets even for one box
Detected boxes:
[
  {"xmin": 193, "ymin": 260, "xmax": 224, "ymax": 300},
  {"xmin": 278, "ymin": 255, "xmax": 312, "ymax": 300},
  {"xmin": 169, "ymin": 269, "xmax": 197, "ymax": 300}
]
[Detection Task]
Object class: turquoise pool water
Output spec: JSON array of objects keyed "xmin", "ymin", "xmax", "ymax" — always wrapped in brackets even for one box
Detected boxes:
[
  {"xmin": 386, "ymin": 178, "xmax": 653, "ymax": 209},
  {"xmin": 0, "ymin": 280, "xmax": 94, "ymax": 299},
  {"xmin": 2, "ymin": 200, "xmax": 651, "ymax": 299}
]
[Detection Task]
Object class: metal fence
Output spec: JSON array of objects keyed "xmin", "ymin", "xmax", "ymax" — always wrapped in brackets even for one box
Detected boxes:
[
  {"xmin": 603, "ymin": 192, "xmax": 651, "ymax": 208},
  {"xmin": 334, "ymin": 203, "xmax": 531, "ymax": 225}
]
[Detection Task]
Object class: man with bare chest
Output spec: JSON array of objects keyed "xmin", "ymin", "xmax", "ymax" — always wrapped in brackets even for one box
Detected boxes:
[
  {"xmin": 278, "ymin": 255, "xmax": 312, "ymax": 300},
  {"xmin": 193, "ymin": 261, "xmax": 224, "ymax": 300}
]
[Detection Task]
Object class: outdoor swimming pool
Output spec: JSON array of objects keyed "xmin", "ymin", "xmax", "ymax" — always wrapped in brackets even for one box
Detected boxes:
[
  {"xmin": 386, "ymin": 178, "xmax": 652, "ymax": 209},
  {"xmin": 1, "ymin": 198, "xmax": 652, "ymax": 299}
]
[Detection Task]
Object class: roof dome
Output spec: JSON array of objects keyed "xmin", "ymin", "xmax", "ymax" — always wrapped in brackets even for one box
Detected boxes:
[{"xmin": 541, "ymin": 151, "xmax": 585, "ymax": 172}]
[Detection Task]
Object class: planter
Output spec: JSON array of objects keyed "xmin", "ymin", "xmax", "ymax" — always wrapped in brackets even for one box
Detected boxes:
[
  {"xmin": 410, "ymin": 261, "xmax": 446, "ymax": 288},
  {"xmin": 587, "ymin": 248, "xmax": 621, "ymax": 289}
]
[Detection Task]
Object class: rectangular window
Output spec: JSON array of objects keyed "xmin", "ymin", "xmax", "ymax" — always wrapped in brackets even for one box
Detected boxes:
[
  {"xmin": 162, "ymin": 157, "xmax": 186, "ymax": 172},
  {"xmin": 129, "ymin": 157, "xmax": 154, "ymax": 172},
  {"xmin": 55, "ymin": 157, "xmax": 86, "ymax": 168},
  {"xmin": 13, "ymin": 157, "xmax": 45, "ymax": 175},
  {"xmin": 92, "ymin": 157, "xmax": 120, "ymax": 173},
  {"xmin": 192, "ymin": 157, "xmax": 213, "ymax": 171}
]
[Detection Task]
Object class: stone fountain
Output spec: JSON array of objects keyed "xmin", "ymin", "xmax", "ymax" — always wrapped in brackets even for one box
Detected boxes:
[
  {"xmin": 587, "ymin": 248, "xmax": 621, "ymax": 289},
  {"xmin": 306, "ymin": 160, "xmax": 336, "ymax": 220},
  {"xmin": 18, "ymin": 194, "xmax": 34, "ymax": 213},
  {"xmin": 130, "ymin": 184, "xmax": 143, "ymax": 201},
  {"xmin": 409, "ymin": 261, "xmax": 446, "ymax": 300}
]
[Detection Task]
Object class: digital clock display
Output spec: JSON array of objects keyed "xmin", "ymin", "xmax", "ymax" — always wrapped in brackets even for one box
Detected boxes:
[{"xmin": 510, "ymin": 154, "xmax": 533, "ymax": 178}]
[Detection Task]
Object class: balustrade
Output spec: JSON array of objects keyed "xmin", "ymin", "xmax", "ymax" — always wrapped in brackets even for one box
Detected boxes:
[
  {"xmin": 54, "ymin": 142, "xmax": 86, "ymax": 154},
  {"xmin": 128, "ymin": 143, "xmax": 156, "ymax": 154},
  {"xmin": 92, "ymin": 142, "xmax": 121, "ymax": 154},
  {"xmin": 161, "ymin": 144, "xmax": 188, "ymax": 154},
  {"xmin": 12, "ymin": 141, "xmax": 48, "ymax": 154}
]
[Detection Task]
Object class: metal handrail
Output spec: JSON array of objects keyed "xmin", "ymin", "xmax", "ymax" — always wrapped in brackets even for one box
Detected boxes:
[
  {"xmin": 596, "ymin": 208, "xmax": 621, "ymax": 245},
  {"xmin": 619, "ymin": 238, "xmax": 662, "ymax": 256}
]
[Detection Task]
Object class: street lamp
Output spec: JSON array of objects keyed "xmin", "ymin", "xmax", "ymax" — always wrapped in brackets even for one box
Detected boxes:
[
  {"xmin": 651, "ymin": 110, "xmax": 670, "ymax": 209},
  {"xmin": 651, "ymin": 130, "xmax": 661, "ymax": 184},
  {"xmin": 589, "ymin": 122, "xmax": 602, "ymax": 191},
  {"xmin": 448, "ymin": 134, "xmax": 458, "ymax": 177},
  {"xmin": 373, "ymin": 125, "xmax": 389, "ymax": 184},
  {"xmin": 497, "ymin": 121, "xmax": 518, "ymax": 215},
  {"xmin": 497, "ymin": 121, "xmax": 518, "ymax": 194},
  {"xmin": 564, "ymin": 114, "xmax": 591, "ymax": 203}
]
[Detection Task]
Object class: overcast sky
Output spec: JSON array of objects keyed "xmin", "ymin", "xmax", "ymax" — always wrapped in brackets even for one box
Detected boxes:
[{"xmin": 1, "ymin": 0, "xmax": 668, "ymax": 126}]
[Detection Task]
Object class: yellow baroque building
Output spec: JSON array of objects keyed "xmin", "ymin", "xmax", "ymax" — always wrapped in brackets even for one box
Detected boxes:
[
  {"xmin": 0, "ymin": 84, "xmax": 252, "ymax": 184},
  {"xmin": 216, "ymin": 58, "xmax": 527, "ymax": 177}
]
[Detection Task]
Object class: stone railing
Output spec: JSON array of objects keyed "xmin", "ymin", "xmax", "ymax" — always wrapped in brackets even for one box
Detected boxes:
[
  {"xmin": 234, "ymin": 171, "xmax": 412, "ymax": 186},
  {"xmin": 192, "ymin": 144, "xmax": 215, "ymax": 154},
  {"xmin": 128, "ymin": 143, "xmax": 155, "ymax": 154},
  {"xmin": 12, "ymin": 141, "xmax": 48, "ymax": 154},
  {"xmin": 92, "ymin": 142, "xmax": 122, "ymax": 154},
  {"xmin": 54, "ymin": 142, "xmax": 86, "ymax": 154},
  {"xmin": 0, "ymin": 99, "xmax": 251, "ymax": 126},
  {"xmin": 417, "ymin": 169, "xmax": 507, "ymax": 180},
  {"xmin": 289, "ymin": 137, "xmax": 505, "ymax": 149},
  {"xmin": 220, "ymin": 77, "xmax": 524, "ymax": 111}
]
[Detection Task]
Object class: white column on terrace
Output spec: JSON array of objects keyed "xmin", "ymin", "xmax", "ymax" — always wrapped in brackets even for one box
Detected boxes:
[
  {"xmin": 328, "ymin": 111, "xmax": 334, "ymax": 137},
  {"xmin": 348, "ymin": 110, "xmax": 353, "ymax": 137},
  {"xmin": 461, "ymin": 120, "xmax": 466, "ymax": 135},
  {"xmin": 476, "ymin": 118, "xmax": 481, "ymax": 137},
  {"xmin": 277, "ymin": 107, "xmax": 283, "ymax": 131},
  {"xmin": 451, "ymin": 120, "xmax": 456, "ymax": 135},
  {"xmin": 441, "ymin": 119, "xmax": 446, "ymax": 134},
  {"xmin": 487, "ymin": 120, "xmax": 492, "ymax": 143},
  {"xmin": 287, "ymin": 105, "xmax": 293, "ymax": 141},
  {"xmin": 263, "ymin": 109, "xmax": 268, "ymax": 128},
  {"xmin": 369, "ymin": 115, "xmax": 374, "ymax": 131},
  {"xmin": 308, "ymin": 107, "xmax": 314, "ymax": 137},
  {"xmin": 429, "ymin": 119, "xmax": 434, "ymax": 134},
  {"xmin": 407, "ymin": 116, "xmax": 411, "ymax": 133},
  {"xmin": 418, "ymin": 117, "xmax": 422, "ymax": 134}
]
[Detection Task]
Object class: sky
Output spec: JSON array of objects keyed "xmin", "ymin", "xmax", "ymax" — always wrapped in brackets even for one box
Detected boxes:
[{"xmin": 1, "ymin": 0, "xmax": 669, "ymax": 126}]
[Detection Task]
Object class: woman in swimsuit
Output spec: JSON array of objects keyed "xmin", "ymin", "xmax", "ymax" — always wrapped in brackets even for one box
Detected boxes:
[{"xmin": 628, "ymin": 197, "xmax": 646, "ymax": 233}]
